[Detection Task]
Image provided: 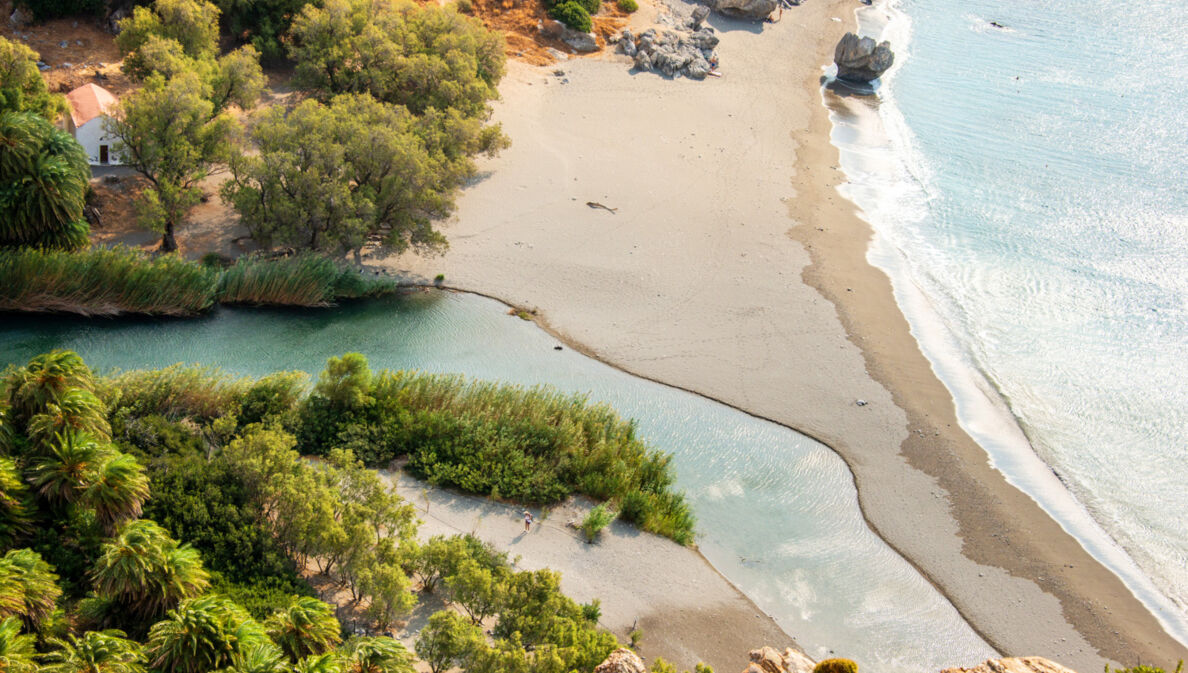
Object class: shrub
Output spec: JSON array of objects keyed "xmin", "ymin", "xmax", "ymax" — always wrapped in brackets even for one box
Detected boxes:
[
  {"xmin": 548, "ymin": 1, "xmax": 592, "ymax": 32},
  {"xmin": 575, "ymin": 0, "xmax": 600, "ymax": 15},
  {"xmin": 814, "ymin": 659, "xmax": 858, "ymax": 673},
  {"xmin": 580, "ymin": 504, "xmax": 615, "ymax": 543},
  {"xmin": 617, "ymin": 0, "xmax": 638, "ymax": 11}
]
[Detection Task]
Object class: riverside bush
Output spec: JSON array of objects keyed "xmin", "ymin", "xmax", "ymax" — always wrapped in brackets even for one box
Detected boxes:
[
  {"xmin": 549, "ymin": 1, "xmax": 592, "ymax": 32},
  {"xmin": 299, "ymin": 354, "xmax": 696, "ymax": 544},
  {"xmin": 580, "ymin": 504, "xmax": 615, "ymax": 542},
  {"xmin": 617, "ymin": 0, "xmax": 638, "ymax": 12},
  {"xmin": 814, "ymin": 658, "xmax": 859, "ymax": 673},
  {"xmin": 218, "ymin": 253, "xmax": 398, "ymax": 306}
]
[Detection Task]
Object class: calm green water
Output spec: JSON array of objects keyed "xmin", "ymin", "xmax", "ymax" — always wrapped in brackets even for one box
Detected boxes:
[{"xmin": 0, "ymin": 291, "xmax": 993, "ymax": 672}]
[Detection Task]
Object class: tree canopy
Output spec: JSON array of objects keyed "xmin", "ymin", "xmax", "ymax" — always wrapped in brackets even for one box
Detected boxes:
[{"xmin": 0, "ymin": 37, "xmax": 67, "ymax": 121}]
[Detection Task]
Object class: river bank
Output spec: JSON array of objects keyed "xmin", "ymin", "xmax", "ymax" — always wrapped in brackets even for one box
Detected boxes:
[{"xmin": 381, "ymin": 0, "xmax": 1186, "ymax": 668}]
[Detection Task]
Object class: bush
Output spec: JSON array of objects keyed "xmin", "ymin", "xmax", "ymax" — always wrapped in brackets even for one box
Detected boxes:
[
  {"xmin": 814, "ymin": 659, "xmax": 858, "ymax": 673},
  {"xmin": 617, "ymin": 0, "xmax": 638, "ymax": 11},
  {"xmin": 580, "ymin": 504, "xmax": 615, "ymax": 543},
  {"xmin": 548, "ymin": 1, "xmax": 592, "ymax": 32}
]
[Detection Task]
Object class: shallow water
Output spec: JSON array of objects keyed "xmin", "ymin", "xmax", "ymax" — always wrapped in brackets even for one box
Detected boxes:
[
  {"xmin": 0, "ymin": 292, "xmax": 995, "ymax": 672},
  {"xmin": 826, "ymin": 0, "xmax": 1188, "ymax": 642}
]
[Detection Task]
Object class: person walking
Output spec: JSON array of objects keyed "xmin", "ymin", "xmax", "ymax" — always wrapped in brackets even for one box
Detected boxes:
[{"xmin": 523, "ymin": 510, "xmax": 534, "ymax": 533}]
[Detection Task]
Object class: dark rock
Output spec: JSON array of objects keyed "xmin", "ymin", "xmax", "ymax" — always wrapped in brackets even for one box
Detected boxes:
[
  {"xmin": 688, "ymin": 27, "xmax": 719, "ymax": 49},
  {"xmin": 833, "ymin": 32, "xmax": 894, "ymax": 82},
  {"xmin": 713, "ymin": 0, "xmax": 778, "ymax": 20},
  {"xmin": 8, "ymin": 7, "xmax": 30, "ymax": 27},
  {"xmin": 691, "ymin": 5, "xmax": 711, "ymax": 28},
  {"xmin": 633, "ymin": 49, "xmax": 653, "ymax": 71},
  {"xmin": 58, "ymin": 40, "xmax": 69, "ymax": 48}
]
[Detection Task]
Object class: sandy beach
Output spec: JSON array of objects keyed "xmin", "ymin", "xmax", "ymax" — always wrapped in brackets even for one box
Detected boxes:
[
  {"xmin": 379, "ymin": 0, "xmax": 1188, "ymax": 668},
  {"xmin": 387, "ymin": 472, "xmax": 793, "ymax": 672}
]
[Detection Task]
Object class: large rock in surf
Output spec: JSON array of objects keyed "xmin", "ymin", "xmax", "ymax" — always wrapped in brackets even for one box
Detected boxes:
[
  {"xmin": 593, "ymin": 648, "xmax": 646, "ymax": 673},
  {"xmin": 833, "ymin": 32, "xmax": 894, "ymax": 82},
  {"xmin": 941, "ymin": 658, "xmax": 1080, "ymax": 673},
  {"xmin": 713, "ymin": 0, "xmax": 778, "ymax": 20}
]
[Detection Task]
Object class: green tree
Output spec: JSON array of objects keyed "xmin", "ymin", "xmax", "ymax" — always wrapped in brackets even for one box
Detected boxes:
[
  {"xmin": 414, "ymin": 611, "xmax": 483, "ymax": 673},
  {"xmin": 5, "ymin": 351, "xmax": 96, "ymax": 427},
  {"xmin": 443, "ymin": 559, "xmax": 507, "ymax": 625},
  {"xmin": 224, "ymin": 93, "xmax": 502, "ymax": 258},
  {"xmin": 356, "ymin": 554, "xmax": 415, "ymax": 631},
  {"xmin": 0, "ymin": 548, "xmax": 61, "ymax": 631},
  {"xmin": 106, "ymin": 72, "xmax": 237, "ymax": 253},
  {"xmin": 30, "ymin": 431, "xmax": 109, "ymax": 506},
  {"xmin": 264, "ymin": 596, "xmax": 342, "ymax": 663},
  {"xmin": 212, "ymin": 0, "xmax": 311, "ymax": 62},
  {"xmin": 116, "ymin": 0, "xmax": 221, "ymax": 63},
  {"xmin": 145, "ymin": 594, "xmax": 269, "ymax": 673},
  {"xmin": 0, "ymin": 459, "xmax": 32, "ymax": 548},
  {"xmin": 90, "ymin": 519, "xmax": 210, "ymax": 620},
  {"xmin": 26, "ymin": 387, "xmax": 111, "ymax": 450},
  {"xmin": 0, "ymin": 37, "xmax": 67, "ymax": 120},
  {"xmin": 294, "ymin": 653, "xmax": 342, "ymax": 673},
  {"xmin": 41, "ymin": 630, "xmax": 147, "ymax": 673},
  {"xmin": 223, "ymin": 642, "xmax": 287, "ymax": 673},
  {"xmin": 339, "ymin": 637, "xmax": 413, "ymax": 673},
  {"xmin": 0, "ymin": 616, "xmax": 36, "ymax": 673},
  {"xmin": 0, "ymin": 112, "xmax": 91, "ymax": 251},
  {"xmin": 289, "ymin": 0, "xmax": 505, "ymax": 118}
]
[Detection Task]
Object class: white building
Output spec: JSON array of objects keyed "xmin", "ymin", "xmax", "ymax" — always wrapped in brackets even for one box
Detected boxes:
[{"xmin": 65, "ymin": 83, "xmax": 122, "ymax": 166}]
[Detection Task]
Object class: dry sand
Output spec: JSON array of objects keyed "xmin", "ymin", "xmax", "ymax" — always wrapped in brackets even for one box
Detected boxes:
[
  {"xmin": 381, "ymin": 0, "xmax": 1188, "ymax": 669},
  {"xmin": 387, "ymin": 472, "xmax": 792, "ymax": 672}
]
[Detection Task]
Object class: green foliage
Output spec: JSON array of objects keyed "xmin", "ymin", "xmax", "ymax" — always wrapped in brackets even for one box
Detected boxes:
[
  {"xmin": 106, "ymin": 72, "xmax": 238, "ymax": 253},
  {"xmin": 212, "ymin": 0, "xmax": 311, "ymax": 63},
  {"xmin": 0, "ymin": 111, "xmax": 91, "ymax": 251},
  {"xmin": 408, "ymin": 534, "xmax": 505, "ymax": 594},
  {"xmin": 548, "ymin": 2, "xmax": 592, "ymax": 32},
  {"xmin": 628, "ymin": 629, "xmax": 642, "ymax": 649},
  {"xmin": 617, "ymin": 0, "xmax": 638, "ymax": 12},
  {"xmin": 414, "ymin": 610, "xmax": 483, "ymax": 673},
  {"xmin": 90, "ymin": 519, "xmax": 210, "ymax": 622},
  {"xmin": 42, "ymin": 630, "xmax": 147, "ymax": 673},
  {"xmin": 0, "ymin": 548, "xmax": 62, "ymax": 631},
  {"xmin": 580, "ymin": 504, "xmax": 615, "ymax": 543},
  {"xmin": 814, "ymin": 659, "xmax": 859, "ymax": 673},
  {"xmin": 144, "ymin": 594, "xmax": 272, "ymax": 673},
  {"xmin": 107, "ymin": 365, "xmax": 249, "ymax": 422},
  {"xmin": 0, "ymin": 459, "xmax": 33, "ymax": 548},
  {"xmin": 218, "ymin": 255, "xmax": 398, "ymax": 307},
  {"xmin": 1105, "ymin": 664, "xmax": 1184, "ymax": 673},
  {"xmin": 116, "ymin": 0, "xmax": 221, "ymax": 63},
  {"xmin": 652, "ymin": 659, "xmax": 713, "ymax": 673},
  {"xmin": 339, "ymin": 636, "xmax": 415, "ymax": 673},
  {"xmin": 444, "ymin": 559, "xmax": 508, "ymax": 625},
  {"xmin": 223, "ymin": 93, "xmax": 504, "ymax": 259},
  {"xmin": 0, "ymin": 616, "xmax": 36, "ymax": 673},
  {"xmin": 299, "ymin": 355, "xmax": 695, "ymax": 544},
  {"xmin": 0, "ymin": 246, "xmax": 218, "ymax": 317},
  {"xmin": 264, "ymin": 596, "xmax": 342, "ymax": 662},
  {"xmin": 289, "ymin": 0, "xmax": 505, "ymax": 119},
  {"xmin": 0, "ymin": 38, "xmax": 67, "ymax": 121}
]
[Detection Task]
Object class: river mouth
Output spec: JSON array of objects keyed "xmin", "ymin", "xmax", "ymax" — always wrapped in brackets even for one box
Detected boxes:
[{"xmin": 0, "ymin": 290, "xmax": 994, "ymax": 672}]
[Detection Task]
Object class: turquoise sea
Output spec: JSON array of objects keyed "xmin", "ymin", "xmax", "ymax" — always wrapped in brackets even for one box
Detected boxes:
[{"xmin": 829, "ymin": 0, "xmax": 1188, "ymax": 643}]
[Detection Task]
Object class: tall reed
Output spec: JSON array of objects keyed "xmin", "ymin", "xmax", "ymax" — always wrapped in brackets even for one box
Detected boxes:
[
  {"xmin": 217, "ymin": 254, "xmax": 397, "ymax": 306},
  {"xmin": 0, "ymin": 246, "xmax": 217, "ymax": 316}
]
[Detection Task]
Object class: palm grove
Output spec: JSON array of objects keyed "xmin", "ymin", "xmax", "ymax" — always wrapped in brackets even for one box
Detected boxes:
[{"xmin": 2, "ymin": 0, "xmax": 507, "ymax": 256}]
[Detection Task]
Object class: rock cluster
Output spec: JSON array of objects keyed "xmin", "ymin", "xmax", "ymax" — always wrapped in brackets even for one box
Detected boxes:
[
  {"xmin": 594, "ymin": 648, "xmax": 647, "ymax": 673},
  {"xmin": 742, "ymin": 647, "xmax": 816, "ymax": 673},
  {"xmin": 833, "ymin": 32, "xmax": 894, "ymax": 83},
  {"xmin": 539, "ymin": 18, "xmax": 600, "ymax": 53},
  {"xmin": 616, "ymin": 21, "xmax": 720, "ymax": 80},
  {"xmin": 713, "ymin": 0, "xmax": 778, "ymax": 20},
  {"xmin": 942, "ymin": 658, "xmax": 1079, "ymax": 673}
]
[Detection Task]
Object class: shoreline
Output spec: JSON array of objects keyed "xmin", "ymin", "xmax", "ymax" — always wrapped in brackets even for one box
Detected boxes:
[{"xmin": 380, "ymin": 1, "xmax": 1186, "ymax": 670}]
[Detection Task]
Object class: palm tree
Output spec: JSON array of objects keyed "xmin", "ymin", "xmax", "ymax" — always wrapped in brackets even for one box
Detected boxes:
[
  {"xmin": 91, "ymin": 519, "xmax": 209, "ymax": 620},
  {"xmin": 340, "ymin": 637, "xmax": 413, "ymax": 673},
  {"xmin": 264, "ymin": 596, "xmax": 342, "ymax": 662},
  {"xmin": 29, "ymin": 430, "xmax": 109, "ymax": 506},
  {"xmin": 41, "ymin": 630, "xmax": 146, "ymax": 673},
  {"xmin": 0, "ymin": 548, "xmax": 62, "ymax": 631},
  {"xmin": 145, "ymin": 595, "xmax": 265, "ymax": 673},
  {"xmin": 223, "ymin": 642, "xmax": 286, "ymax": 673},
  {"xmin": 0, "ymin": 111, "xmax": 90, "ymax": 251},
  {"xmin": 27, "ymin": 388, "xmax": 111, "ymax": 449},
  {"xmin": 4, "ymin": 351, "xmax": 95, "ymax": 430},
  {"xmin": 0, "ymin": 458, "xmax": 31, "ymax": 548},
  {"xmin": 295, "ymin": 653, "xmax": 342, "ymax": 673},
  {"xmin": 83, "ymin": 452, "xmax": 150, "ymax": 533},
  {"xmin": 0, "ymin": 616, "xmax": 36, "ymax": 673}
]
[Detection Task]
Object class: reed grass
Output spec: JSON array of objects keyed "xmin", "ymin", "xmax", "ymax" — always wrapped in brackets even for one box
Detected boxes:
[
  {"xmin": 0, "ymin": 246, "xmax": 217, "ymax": 316},
  {"xmin": 102, "ymin": 365, "xmax": 254, "ymax": 421},
  {"xmin": 218, "ymin": 254, "xmax": 397, "ymax": 306}
]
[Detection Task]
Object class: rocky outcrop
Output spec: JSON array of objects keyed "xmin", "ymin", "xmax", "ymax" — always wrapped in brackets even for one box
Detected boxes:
[
  {"xmin": 594, "ymin": 648, "xmax": 647, "ymax": 673},
  {"xmin": 741, "ymin": 647, "xmax": 816, "ymax": 673},
  {"xmin": 539, "ymin": 18, "xmax": 599, "ymax": 53},
  {"xmin": 618, "ymin": 25, "xmax": 719, "ymax": 79},
  {"xmin": 713, "ymin": 0, "xmax": 778, "ymax": 20},
  {"xmin": 942, "ymin": 658, "xmax": 1080, "ymax": 673},
  {"xmin": 833, "ymin": 32, "xmax": 894, "ymax": 83}
]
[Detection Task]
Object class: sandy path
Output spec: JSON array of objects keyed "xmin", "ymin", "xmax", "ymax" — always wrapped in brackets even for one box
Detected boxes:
[
  {"xmin": 387, "ymin": 472, "xmax": 793, "ymax": 672},
  {"xmin": 381, "ymin": 1, "xmax": 1186, "ymax": 670}
]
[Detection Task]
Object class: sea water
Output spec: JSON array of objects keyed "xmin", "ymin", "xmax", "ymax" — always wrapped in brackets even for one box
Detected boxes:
[
  {"xmin": 826, "ymin": 0, "xmax": 1188, "ymax": 642},
  {"xmin": 0, "ymin": 294, "xmax": 995, "ymax": 672}
]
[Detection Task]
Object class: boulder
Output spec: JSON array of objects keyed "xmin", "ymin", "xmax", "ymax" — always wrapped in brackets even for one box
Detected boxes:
[
  {"xmin": 750, "ymin": 647, "xmax": 786, "ymax": 673},
  {"xmin": 620, "ymin": 37, "xmax": 637, "ymax": 57},
  {"xmin": 782, "ymin": 648, "xmax": 816, "ymax": 673},
  {"xmin": 690, "ymin": 4, "xmax": 711, "ymax": 28},
  {"xmin": 941, "ymin": 658, "xmax": 1079, "ymax": 673},
  {"xmin": 833, "ymin": 32, "xmax": 894, "ymax": 83},
  {"xmin": 685, "ymin": 54, "xmax": 711, "ymax": 79},
  {"xmin": 713, "ymin": 0, "xmax": 777, "ymax": 20},
  {"xmin": 540, "ymin": 18, "xmax": 600, "ymax": 52},
  {"xmin": 688, "ymin": 27, "xmax": 719, "ymax": 49},
  {"xmin": 633, "ymin": 49, "xmax": 653, "ymax": 71},
  {"xmin": 8, "ymin": 7, "xmax": 30, "ymax": 27},
  {"xmin": 593, "ymin": 648, "xmax": 647, "ymax": 673},
  {"xmin": 743, "ymin": 666, "xmax": 769, "ymax": 673}
]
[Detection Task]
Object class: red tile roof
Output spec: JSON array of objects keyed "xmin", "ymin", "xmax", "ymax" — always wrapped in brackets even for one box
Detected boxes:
[{"xmin": 66, "ymin": 83, "xmax": 118, "ymax": 128}]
